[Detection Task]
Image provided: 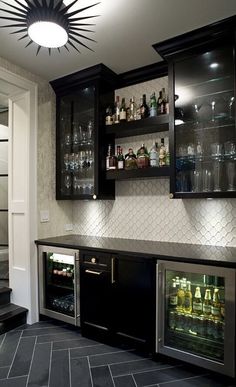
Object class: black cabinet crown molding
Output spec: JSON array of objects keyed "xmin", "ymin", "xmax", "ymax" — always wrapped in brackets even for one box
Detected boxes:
[{"xmin": 153, "ymin": 15, "xmax": 236, "ymax": 60}]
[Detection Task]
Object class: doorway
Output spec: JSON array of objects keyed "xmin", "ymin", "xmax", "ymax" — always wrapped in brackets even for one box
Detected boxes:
[{"xmin": 0, "ymin": 67, "xmax": 38, "ymax": 324}]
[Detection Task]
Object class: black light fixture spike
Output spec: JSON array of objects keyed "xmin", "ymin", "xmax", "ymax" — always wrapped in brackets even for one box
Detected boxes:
[
  {"xmin": 0, "ymin": 8, "xmax": 26, "ymax": 18},
  {"xmin": 67, "ymin": 40, "xmax": 81, "ymax": 53},
  {"xmin": 69, "ymin": 35, "xmax": 94, "ymax": 51},
  {"xmin": 25, "ymin": 40, "xmax": 33, "ymax": 47},
  {"xmin": 0, "ymin": 1, "xmax": 27, "ymax": 15},
  {"xmin": 14, "ymin": 0, "xmax": 29, "ymax": 11},
  {"xmin": 67, "ymin": 15, "xmax": 100, "ymax": 22},
  {"xmin": 0, "ymin": 23, "xmax": 27, "ymax": 28},
  {"xmin": 59, "ymin": 0, "xmax": 78, "ymax": 14},
  {"xmin": 69, "ymin": 30, "xmax": 96, "ymax": 43},
  {"xmin": 0, "ymin": 0, "xmax": 100, "ymax": 55},
  {"xmin": 66, "ymin": 3, "xmax": 100, "ymax": 18},
  {"xmin": 36, "ymin": 45, "xmax": 41, "ymax": 55},
  {"xmin": 69, "ymin": 27, "xmax": 95, "ymax": 33},
  {"xmin": 18, "ymin": 34, "xmax": 28, "ymax": 41},
  {"xmin": 10, "ymin": 28, "xmax": 28, "ymax": 34}
]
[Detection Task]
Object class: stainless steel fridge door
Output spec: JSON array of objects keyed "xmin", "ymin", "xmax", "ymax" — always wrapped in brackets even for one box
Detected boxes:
[
  {"xmin": 156, "ymin": 260, "xmax": 235, "ymax": 377},
  {"xmin": 38, "ymin": 245, "xmax": 79, "ymax": 326}
]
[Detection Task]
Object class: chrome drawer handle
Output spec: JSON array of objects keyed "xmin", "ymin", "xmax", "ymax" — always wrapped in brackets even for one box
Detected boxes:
[{"xmin": 85, "ymin": 269, "xmax": 101, "ymax": 275}]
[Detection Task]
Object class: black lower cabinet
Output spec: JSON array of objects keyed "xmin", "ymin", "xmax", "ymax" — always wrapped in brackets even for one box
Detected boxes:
[{"xmin": 80, "ymin": 250, "xmax": 156, "ymax": 351}]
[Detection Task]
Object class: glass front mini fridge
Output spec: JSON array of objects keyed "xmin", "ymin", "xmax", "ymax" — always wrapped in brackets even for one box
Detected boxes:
[
  {"xmin": 156, "ymin": 261, "xmax": 236, "ymax": 377},
  {"xmin": 38, "ymin": 245, "xmax": 80, "ymax": 326}
]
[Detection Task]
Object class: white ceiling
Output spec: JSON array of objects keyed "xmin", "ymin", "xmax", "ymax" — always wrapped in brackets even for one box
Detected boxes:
[{"xmin": 0, "ymin": 0, "xmax": 235, "ymax": 82}]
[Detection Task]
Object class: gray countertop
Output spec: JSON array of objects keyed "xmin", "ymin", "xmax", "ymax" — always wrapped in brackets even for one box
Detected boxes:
[{"xmin": 35, "ymin": 234, "xmax": 236, "ymax": 268}]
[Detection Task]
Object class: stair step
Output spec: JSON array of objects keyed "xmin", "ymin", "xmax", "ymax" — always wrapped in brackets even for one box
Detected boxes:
[
  {"xmin": 0, "ymin": 303, "xmax": 28, "ymax": 334},
  {"xmin": 0, "ymin": 287, "xmax": 12, "ymax": 306}
]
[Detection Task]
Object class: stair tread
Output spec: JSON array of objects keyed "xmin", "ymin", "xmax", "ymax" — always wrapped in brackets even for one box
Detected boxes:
[
  {"xmin": 0, "ymin": 303, "xmax": 28, "ymax": 321},
  {"xmin": 0, "ymin": 287, "xmax": 12, "ymax": 294}
]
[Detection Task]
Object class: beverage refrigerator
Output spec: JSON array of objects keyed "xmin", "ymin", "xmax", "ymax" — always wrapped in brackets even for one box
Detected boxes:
[
  {"xmin": 38, "ymin": 245, "xmax": 80, "ymax": 326},
  {"xmin": 156, "ymin": 260, "xmax": 236, "ymax": 377}
]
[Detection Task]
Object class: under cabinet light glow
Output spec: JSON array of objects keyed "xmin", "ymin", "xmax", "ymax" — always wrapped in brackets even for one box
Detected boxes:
[
  {"xmin": 28, "ymin": 22, "xmax": 68, "ymax": 48},
  {"xmin": 209, "ymin": 63, "xmax": 219, "ymax": 69}
]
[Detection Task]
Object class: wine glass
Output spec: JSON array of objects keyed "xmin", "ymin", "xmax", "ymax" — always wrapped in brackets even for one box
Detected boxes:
[
  {"xmin": 63, "ymin": 153, "xmax": 70, "ymax": 171},
  {"xmin": 87, "ymin": 120, "xmax": 94, "ymax": 145}
]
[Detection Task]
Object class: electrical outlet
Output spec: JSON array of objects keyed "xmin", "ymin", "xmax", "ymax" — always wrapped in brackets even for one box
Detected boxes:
[
  {"xmin": 40, "ymin": 210, "xmax": 49, "ymax": 223},
  {"xmin": 65, "ymin": 224, "xmax": 73, "ymax": 231}
]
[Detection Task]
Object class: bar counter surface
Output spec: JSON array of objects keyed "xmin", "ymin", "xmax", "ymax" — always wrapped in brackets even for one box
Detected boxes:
[{"xmin": 36, "ymin": 234, "xmax": 236, "ymax": 268}]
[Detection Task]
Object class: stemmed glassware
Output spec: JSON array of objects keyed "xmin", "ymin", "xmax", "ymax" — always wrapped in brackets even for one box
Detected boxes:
[{"xmin": 224, "ymin": 141, "xmax": 236, "ymax": 191}]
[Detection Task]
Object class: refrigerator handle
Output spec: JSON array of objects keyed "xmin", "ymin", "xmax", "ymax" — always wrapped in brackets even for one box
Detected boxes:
[
  {"xmin": 74, "ymin": 251, "xmax": 80, "ymax": 325},
  {"xmin": 156, "ymin": 262, "xmax": 163, "ymax": 353},
  {"xmin": 111, "ymin": 257, "xmax": 116, "ymax": 284}
]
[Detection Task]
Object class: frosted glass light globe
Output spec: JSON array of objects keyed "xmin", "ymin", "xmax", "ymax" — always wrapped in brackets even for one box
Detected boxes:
[{"xmin": 28, "ymin": 21, "xmax": 68, "ymax": 48}]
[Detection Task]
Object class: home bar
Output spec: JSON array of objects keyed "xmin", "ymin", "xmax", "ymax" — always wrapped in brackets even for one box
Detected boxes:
[{"xmin": 0, "ymin": 2, "xmax": 236, "ymax": 386}]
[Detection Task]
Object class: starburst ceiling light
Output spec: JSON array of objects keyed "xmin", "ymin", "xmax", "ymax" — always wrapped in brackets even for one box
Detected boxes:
[{"xmin": 0, "ymin": 0, "xmax": 100, "ymax": 55}]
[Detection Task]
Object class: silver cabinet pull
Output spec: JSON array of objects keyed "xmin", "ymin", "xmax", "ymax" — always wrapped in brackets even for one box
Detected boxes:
[
  {"xmin": 111, "ymin": 257, "xmax": 116, "ymax": 284},
  {"xmin": 85, "ymin": 269, "xmax": 101, "ymax": 275}
]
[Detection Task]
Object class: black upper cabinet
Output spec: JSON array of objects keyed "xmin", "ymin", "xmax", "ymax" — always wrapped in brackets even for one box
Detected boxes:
[
  {"xmin": 154, "ymin": 16, "xmax": 236, "ymax": 198},
  {"xmin": 50, "ymin": 64, "xmax": 116, "ymax": 200}
]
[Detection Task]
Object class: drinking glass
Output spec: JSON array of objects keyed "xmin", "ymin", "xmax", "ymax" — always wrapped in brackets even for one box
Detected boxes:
[
  {"xmin": 64, "ymin": 174, "xmax": 71, "ymax": 190},
  {"xmin": 63, "ymin": 153, "xmax": 70, "ymax": 171},
  {"xmin": 226, "ymin": 161, "xmax": 236, "ymax": 191},
  {"xmin": 87, "ymin": 120, "xmax": 94, "ymax": 145},
  {"xmin": 72, "ymin": 123, "xmax": 79, "ymax": 145},
  {"xmin": 212, "ymin": 160, "xmax": 222, "ymax": 192},
  {"xmin": 192, "ymin": 170, "xmax": 202, "ymax": 192},
  {"xmin": 65, "ymin": 132, "xmax": 71, "ymax": 146},
  {"xmin": 211, "ymin": 143, "xmax": 223, "ymax": 158},
  {"xmin": 74, "ymin": 153, "xmax": 79, "ymax": 171},
  {"xmin": 224, "ymin": 141, "xmax": 236, "ymax": 157},
  {"xmin": 73, "ymin": 175, "xmax": 79, "ymax": 191},
  {"xmin": 228, "ymin": 96, "xmax": 234, "ymax": 120},
  {"xmin": 202, "ymin": 169, "xmax": 212, "ymax": 192},
  {"xmin": 69, "ymin": 153, "xmax": 75, "ymax": 171}
]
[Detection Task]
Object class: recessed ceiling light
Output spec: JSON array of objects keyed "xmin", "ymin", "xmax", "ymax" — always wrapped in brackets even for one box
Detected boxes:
[{"xmin": 209, "ymin": 63, "xmax": 219, "ymax": 69}]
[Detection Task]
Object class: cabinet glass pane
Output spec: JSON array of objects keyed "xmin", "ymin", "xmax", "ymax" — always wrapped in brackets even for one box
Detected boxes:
[
  {"xmin": 0, "ymin": 176, "xmax": 8, "ymax": 209},
  {"xmin": 44, "ymin": 252, "xmax": 75, "ymax": 317},
  {"xmin": 0, "ymin": 212, "xmax": 8, "ymax": 244},
  {"xmin": 165, "ymin": 269, "xmax": 225, "ymax": 362},
  {"xmin": 174, "ymin": 45, "xmax": 235, "ymax": 193},
  {"xmin": 59, "ymin": 86, "xmax": 95, "ymax": 197}
]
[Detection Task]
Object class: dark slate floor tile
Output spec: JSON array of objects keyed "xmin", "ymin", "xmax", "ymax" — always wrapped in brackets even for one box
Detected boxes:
[
  {"xmin": 37, "ymin": 330, "xmax": 82, "ymax": 344},
  {"xmin": 0, "ymin": 366, "xmax": 9, "ymax": 379},
  {"xmin": 133, "ymin": 365, "xmax": 206, "ymax": 387},
  {"xmin": 53, "ymin": 337, "xmax": 97, "ymax": 350},
  {"xmin": 111, "ymin": 358, "xmax": 169, "ymax": 377},
  {"xmin": 22, "ymin": 327, "xmax": 71, "ymax": 338},
  {"xmin": 49, "ymin": 349, "xmax": 70, "ymax": 387},
  {"xmin": 70, "ymin": 357, "xmax": 92, "ymax": 387},
  {"xmin": 8, "ymin": 336, "xmax": 36, "ymax": 378},
  {"xmin": 0, "ymin": 376, "xmax": 27, "ymax": 387},
  {"xmin": 160, "ymin": 374, "xmax": 236, "ymax": 387},
  {"xmin": 27, "ymin": 342, "xmax": 51, "ymax": 387},
  {"xmin": 91, "ymin": 365, "xmax": 114, "ymax": 387},
  {"xmin": 70, "ymin": 343, "xmax": 132, "ymax": 359},
  {"xmin": 114, "ymin": 375, "xmax": 136, "ymax": 387},
  {"xmin": 0, "ymin": 331, "xmax": 21, "ymax": 367},
  {"xmin": 90, "ymin": 349, "xmax": 147, "ymax": 367}
]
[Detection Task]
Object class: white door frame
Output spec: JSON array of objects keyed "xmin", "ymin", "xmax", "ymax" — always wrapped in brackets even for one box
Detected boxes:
[{"xmin": 0, "ymin": 66, "xmax": 38, "ymax": 324}]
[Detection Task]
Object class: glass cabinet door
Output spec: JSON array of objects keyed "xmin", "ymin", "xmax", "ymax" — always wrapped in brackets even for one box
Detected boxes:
[
  {"xmin": 58, "ymin": 86, "xmax": 95, "ymax": 199},
  {"xmin": 174, "ymin": 44, "xmax": 235, "ymax": 196},
  {"xmin": 44, "ymin": 252, "xmax": 75, "ymax": 317}
]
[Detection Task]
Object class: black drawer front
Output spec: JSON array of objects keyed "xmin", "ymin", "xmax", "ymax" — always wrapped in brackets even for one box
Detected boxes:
[{"xmin": 80, "ymin": 250, "xmax": 112, "ymax": 269}]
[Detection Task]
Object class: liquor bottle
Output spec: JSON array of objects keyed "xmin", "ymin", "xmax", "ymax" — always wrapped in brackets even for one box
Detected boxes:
[
  {"xmin": 117, "ymin": 146, "xmax": 125, "ymax": 170},
  {"xmin": 159, "ymin": 138, "xmax": 166, "ymax": 166},
  {"xmin": 114, "ymin": 96, "xmax": 120, "ymax": 124},
  {"xmin": 129, "ymin": 96, "xmax": 137, "ymax": 121},
  {"xmin": 211, "ymin": 288, "xmax": 221, "ymax": 320},
  {"xmin": 149, "ymin": 92, "xmax": 157, "ymax": 117},
  {"xmin": 106, "ymin": 144, "xmax": 117, "ymax": 170},
  {"xmin": 161, "ymin": 88, "xmax": 167, "ymax": 114},
  {"xmin": 120, "ymin": 98, "xmax": 127, "ymax": 121},
  {"xmin": 140, "ymin": 94, "xmax": 149, "ymax": 119},
  {"xmin": 169, "ymin": 279, "xmax": 178, "ymax": 309},
  {"xmin": 125, "ymin": 148, "xmax": 137, "ymax": 170},
  {"xmin": 203, "ymin": 288, "xmax": 212, "ymax": 316},
  {"xmin": 177, "ymin": 279, "xmax": 185, "ymax": 312},
  {"xmin": 192, "ymin": 286, "xmax": 203, "ymax": 315},
  {"xmin": 105, "ymin": 105, "xmax": 113, "ymax": 126},
  {"xmin": 184, "ymin": 281, "xmax": 192, "ymax": 314},
  {"xmin": 157, "ymin": 90, "xmax": 163, "ymax": 115},
  {"xmin": 149, "ymin": 142, "xmax": 159, "ymax": 167},
  {"xmin": 136, "ymin": 143, "xmax": 149, "ymax": 168},
  {"xmin": 165, "ymin": 143, "xmax": 170, "ymax": 166}
]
